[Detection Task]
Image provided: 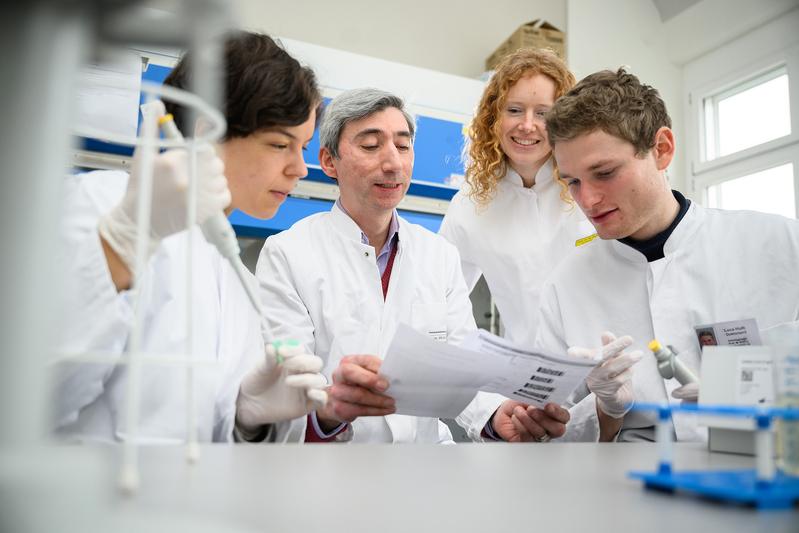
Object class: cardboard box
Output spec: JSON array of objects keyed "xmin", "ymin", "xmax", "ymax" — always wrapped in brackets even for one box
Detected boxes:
[{"xmin": 485, "ymin": 19, "xmax": 566, "ymax": 72}]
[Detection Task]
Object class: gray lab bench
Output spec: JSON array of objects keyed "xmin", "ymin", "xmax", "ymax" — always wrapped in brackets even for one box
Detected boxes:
[{"xmin": 114, "ymin": 442, "xmax": 797, "ymax": 532}]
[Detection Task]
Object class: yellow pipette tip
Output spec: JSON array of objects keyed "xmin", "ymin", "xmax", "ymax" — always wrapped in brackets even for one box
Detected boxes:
[
  {"xmin": 648, "ymin": 339, "xmax": 662, "ymax": 352},
  {"xmin": 157, "ymin": 113, "xmax": 174, "ymax": 126}
]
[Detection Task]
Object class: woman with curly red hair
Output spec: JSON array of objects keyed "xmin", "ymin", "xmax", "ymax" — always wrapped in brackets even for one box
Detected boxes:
[{"xmin": 442, "ymin": 48, "xmax": 591, "ymax": 442}]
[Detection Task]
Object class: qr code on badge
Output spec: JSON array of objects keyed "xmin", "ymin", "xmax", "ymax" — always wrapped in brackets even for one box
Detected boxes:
[{"xmin": 741, "ymin": 369, "xmax": 754, "ymax": 382}]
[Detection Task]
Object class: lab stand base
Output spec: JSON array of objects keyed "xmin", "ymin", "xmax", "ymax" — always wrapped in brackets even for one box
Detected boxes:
[{"xmin": 628, "ymin": 469, "xmax": 799, "ymax": 510}]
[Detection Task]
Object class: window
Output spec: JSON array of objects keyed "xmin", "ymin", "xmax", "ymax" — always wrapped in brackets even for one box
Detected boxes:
[
  {"xmin": 706, "ymin": 163, "xmax": 795, "ymax": 218},
  {"xmin": 687, "ymin": 41, "xmax": 799, "ymax": 219},
  {"xmin": 703, "ymin": 68, "xmax": 791, "ymax": 161}
]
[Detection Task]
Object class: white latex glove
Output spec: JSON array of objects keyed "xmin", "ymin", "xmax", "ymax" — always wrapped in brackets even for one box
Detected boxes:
[
  {"xmin": 236, "ymin": 341, "xmax": 328, "ymax": 431},
  {"xmin": 671, "ymin": 382, "xmax": 699, "ymax": 402},
  {"xmin": 98, "ymin": 102, "xmax": 230, "ymax": 270},
  {"xmin": 568, "ymin": 332, "xmax": 643, "ymax": 419}
]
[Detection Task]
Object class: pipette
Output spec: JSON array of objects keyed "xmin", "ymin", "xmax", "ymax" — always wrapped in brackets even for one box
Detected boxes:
[
  {"xmin": 648, "ymin": 340, "xmax": 699, "ymax": 385},
  {"xmin": 158, "ymin": 113, "xmax": 264, "ymax": 316}
]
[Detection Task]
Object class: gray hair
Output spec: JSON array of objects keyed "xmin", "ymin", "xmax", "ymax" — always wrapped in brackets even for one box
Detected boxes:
[{"xmin": 319, "ymin": 88, "xmax": 416, "ymax": 158}]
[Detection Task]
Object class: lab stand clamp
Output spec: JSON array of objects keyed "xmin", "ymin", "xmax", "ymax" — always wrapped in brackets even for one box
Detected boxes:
[{"xmin": 627, "ymin": 403, "xmax": 799, "ymax": 510}]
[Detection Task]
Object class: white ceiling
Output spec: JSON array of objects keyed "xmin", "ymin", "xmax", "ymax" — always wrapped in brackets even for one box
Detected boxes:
[
  {"xmin": 651, "ymin": 0, "xmax": 702, "ymax": 21},
  {"xmin": 656, "ymin": 0, "xmax": 799, "ymax": 65}
]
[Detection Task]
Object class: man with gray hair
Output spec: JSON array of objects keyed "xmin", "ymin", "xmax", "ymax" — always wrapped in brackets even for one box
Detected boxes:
[{"xmin": 255, "ymin": 88, "xmax": 478, "ymax": 442}]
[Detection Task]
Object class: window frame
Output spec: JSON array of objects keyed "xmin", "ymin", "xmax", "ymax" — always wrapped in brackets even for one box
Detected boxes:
[
  {"xmin": 702, "ymin": 65, "xmax": 790, "ymax": 162},
  {"xmin": 686, "ymin": 42, "xmax": 799, "ymax": 217}
]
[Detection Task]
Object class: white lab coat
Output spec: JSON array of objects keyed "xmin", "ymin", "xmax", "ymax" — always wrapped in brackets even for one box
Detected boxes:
[
  {"xmin": 256, "ymin": 203, "xmax": 477, "ymax": 443},
  {"xmin": 535, "ymin": 202, "xmax": 799, "ymax": 442},
  {"xmin": 54, "ymin": 170, "xmax": 263, "ymax": 443},
  {"xmin": 440, "ymin": 162, "xmax": 592, "ymax": 440}
]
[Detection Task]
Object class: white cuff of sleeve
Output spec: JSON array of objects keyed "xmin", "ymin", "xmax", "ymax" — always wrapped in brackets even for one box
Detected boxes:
[{"xmin": 311, "ymin": 411, "xmax": 347, "ymax": 439}]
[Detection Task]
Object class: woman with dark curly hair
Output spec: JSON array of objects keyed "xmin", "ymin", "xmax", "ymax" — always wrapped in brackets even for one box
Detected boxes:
[{"xmin": 442, "ymin": 48, "xmax": 591, "ymax": 442}]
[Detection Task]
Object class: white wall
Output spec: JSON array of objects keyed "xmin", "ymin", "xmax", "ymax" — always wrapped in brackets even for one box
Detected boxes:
[
  {"xmin": 682, "ymin": 7, "xmax": 799, "ymax": 114},
  {"xmin": 229, "ymin": 0, "xmax": 566, "ymax": 78},
  {"xmin": 278, "ymin": 38, "xmax": 485, "ymax": 123},
  {"xmin": 662, "ymin": 0, "xmax": 799, "ymax": 65},
  {"xmin": 566, "ymin": 0, "xmax": 685, "ymax": 193}
]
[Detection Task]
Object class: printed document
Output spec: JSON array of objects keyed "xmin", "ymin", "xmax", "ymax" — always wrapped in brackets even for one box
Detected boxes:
[{"xmin": 380, "ymin": 324, "xmax": 597, "ymax": 418}]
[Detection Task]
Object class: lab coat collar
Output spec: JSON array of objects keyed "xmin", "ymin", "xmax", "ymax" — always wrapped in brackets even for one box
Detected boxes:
[
  {"xmin": 608, "ymin": 236, "xmax": 646, "ymax": 263},
  {"xmin": 663, "ymin": 201, "xmax": 703, "ymax": 256},
  {"xmin": 330, "ymin": 201, "xmax": 401, "ymax": 245},
  {"xmin": 501, "ymin": 159, "xmax": 554, "ymax": 191},
  {"xmin": 608, "ymin": 200, "xmax": 704, "ymax": 263}
]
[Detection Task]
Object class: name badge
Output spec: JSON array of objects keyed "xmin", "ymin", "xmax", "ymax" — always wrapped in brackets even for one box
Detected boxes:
[{"xmin": 693, "ymin": 318, "xmax": 762, "ymax": 350}]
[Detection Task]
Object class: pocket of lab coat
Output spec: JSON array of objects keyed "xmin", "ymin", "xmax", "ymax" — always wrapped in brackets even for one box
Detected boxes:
[{"xmin": 410, "ymin": 302, "xmax": 448, "ymax": 342}]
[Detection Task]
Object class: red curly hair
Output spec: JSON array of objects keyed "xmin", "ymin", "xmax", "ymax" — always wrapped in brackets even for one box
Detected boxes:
[{"xmin": 466, "ymin": 48, "xmax": 576, "ymax": 206}]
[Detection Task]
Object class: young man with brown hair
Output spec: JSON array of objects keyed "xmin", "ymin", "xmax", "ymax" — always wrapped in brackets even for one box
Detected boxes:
[{"xmin": 537, "ymin": 68, "xmax": 799, "ymax": 443}]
